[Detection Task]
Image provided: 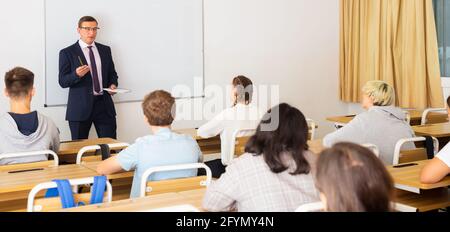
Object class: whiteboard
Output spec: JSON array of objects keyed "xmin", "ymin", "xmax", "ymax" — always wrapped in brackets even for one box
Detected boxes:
[{"xmin": 44, "ymin": 0, "xmax": 204, "ymax": 106}]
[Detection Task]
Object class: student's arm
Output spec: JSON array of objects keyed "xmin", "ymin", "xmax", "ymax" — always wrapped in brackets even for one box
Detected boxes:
[
  {"xmin": 197, "ymin": 110, "xmax": 226, "ymax": 138},
  {"xmin": 97, "ymin": 142, "xmax": 139, "ymax": 175},
  {"xmin": 322, "ymin": 115, "xmax": 364, "ymax": 147},
  {"xmin": 420, "ymin": 157, "xmax": 450, "ymax": 184},
  {"xmin": 202, "ymin": 162, "xmax": 239, "ymax": 211},
  {"xmin": 58, "ymin": 49, "xmax": 82, "ymax": 88},
  {"xmin": 96, "ymin": 156, "xmax": 125, "ymax": 175}
]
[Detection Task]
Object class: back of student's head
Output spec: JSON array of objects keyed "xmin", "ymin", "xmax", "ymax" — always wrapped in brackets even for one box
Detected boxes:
[
  {"xmin": 446, "ymin": 96, "xmax": 450, "ymax": 108},
  {"xmin": 142, "ymin": 90, "xmax": 175, "ymax": 126},
  {"xmin": 362, "ymin": 80, "xmax": 395, "ymax": 106},
  {"xmin": 4, "ymin": 67, "xmax": 34, "ymax": 99},
  {"xmin": 232, "ymin": 75, "xmax": 253, "ymax": 106},
  {"xmin": 245, "ymin": 103, "xmax": 310, "ymax": 175},
  {"xmin": 315, "ymin": 142, "xmax": 394, "ymax": 212}
]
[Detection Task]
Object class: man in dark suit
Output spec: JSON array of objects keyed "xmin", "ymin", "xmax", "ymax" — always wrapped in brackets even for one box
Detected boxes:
[{"xmin": 59, "ymin": 16, "xmax": 118, "ymax": 140}]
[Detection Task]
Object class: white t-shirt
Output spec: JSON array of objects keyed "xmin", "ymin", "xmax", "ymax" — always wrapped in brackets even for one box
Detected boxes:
[
  {"xmin": 197, "ymin": 103, "xmax": 265, "ymax": 165},
  {"xmin": 436, "ymin": 142, "xmax": 450, "ymax": 167}
]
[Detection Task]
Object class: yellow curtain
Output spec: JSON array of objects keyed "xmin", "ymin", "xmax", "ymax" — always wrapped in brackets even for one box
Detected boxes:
[{"xmin": 340, "ymin": 0, "xmax": 444, "ymax": 109}]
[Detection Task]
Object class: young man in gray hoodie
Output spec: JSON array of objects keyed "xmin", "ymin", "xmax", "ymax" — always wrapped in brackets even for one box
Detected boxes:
[
  {"xmin": 0, "ymin": 67, "xmax": 60, "ymax": 165},
  {"xmin": 323, "ymin": 81, "xmax": 415, "ymax": 165}
]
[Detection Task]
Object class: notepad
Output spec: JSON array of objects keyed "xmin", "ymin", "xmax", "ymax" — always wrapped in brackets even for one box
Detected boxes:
[{"xmin": 103, "ymin": 88, "xmax": 131, "ymax": 94}]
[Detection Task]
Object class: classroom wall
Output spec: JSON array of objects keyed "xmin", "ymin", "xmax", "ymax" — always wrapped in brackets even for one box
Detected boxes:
[{"xmin": 0, "ymin": 0, "xmax": 346, "ymax": 143}]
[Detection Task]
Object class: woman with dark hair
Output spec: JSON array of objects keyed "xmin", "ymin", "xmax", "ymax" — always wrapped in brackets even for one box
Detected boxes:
[
  {"xmin": 315, "ymin": 142, "xmax": 394, "ymax": 212},
  {"xmin": 202, "ymin": 103, "xmax": 319, "ymax": 211}
]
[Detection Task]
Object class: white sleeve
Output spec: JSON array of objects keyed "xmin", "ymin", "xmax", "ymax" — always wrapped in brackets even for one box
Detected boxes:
[
  {"xmin": 197, "ymin": 110, "xmax": 226, "ymax": 138},
  {"xmin": 436, "ymin": 142, "xmax": 450, "ymax": 167}
]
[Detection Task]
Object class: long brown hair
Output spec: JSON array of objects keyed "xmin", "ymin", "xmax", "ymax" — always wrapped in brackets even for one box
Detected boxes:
[
  {"xmin": 245, "ymin": 103, "xmax": 310, "ymax": 175},
  {"xmin": 232, "ymin": 75, "xmax": 253, "ymax": 106},
  {"xmin": 315, "ymin": 142, "xmax": 394, "ymax": 212}
]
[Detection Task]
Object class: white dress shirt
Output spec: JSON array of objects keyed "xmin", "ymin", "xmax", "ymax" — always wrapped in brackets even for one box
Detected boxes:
[{"xmin": 78, "ymin": 40, "xmax": 103, "ymax": 95}]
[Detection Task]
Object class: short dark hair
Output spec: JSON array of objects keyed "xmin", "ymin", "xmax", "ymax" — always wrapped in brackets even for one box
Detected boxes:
[
  {"xmin": 78, "ymin": 16, "xmax": 98, "ymax": 28},
  {"xmin": 142, "ymin": 90, "xmax": 175, "ymax": 126},
  {"xmin": 4, "ymin": 67, "xmax": 34, "ymax": 99},
  {"xmin": 245, "ymin": 103, "xmax": 310, "ymax": 175},
  {"xmin": 232, "ymin": 75, "xmax": 253, "ymax": 106},
  {"xmin": 315, "ymin": 142, "xmax": 394, "ymax": 212},
  {"xmin": 446, "ymin": 96, "xmax": 450, "ymax": 108}
]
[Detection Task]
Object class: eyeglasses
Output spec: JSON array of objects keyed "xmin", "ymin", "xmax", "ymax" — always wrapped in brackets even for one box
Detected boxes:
[{"xmin": 80, "ymin": 27, "xmax": 100, "ymax": 32}]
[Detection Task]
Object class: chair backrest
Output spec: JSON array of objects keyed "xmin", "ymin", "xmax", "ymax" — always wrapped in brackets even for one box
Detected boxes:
[
  {"xmin": 221, "ymin": 128, "xmax": 256, "ymax": 166},
  {"xmin": 403, "ymin": 110, "xmax": 411, "ymax": 125},
  {"xmin": 139, "ymin": 163, "xmax": 212, "ymax": 197},
  {"xmin": 393, "ymin": 136, "xmax": 439, "ymax": 165},
  {"xmin": 76, "ymin": 142, "xmax": 130, "ymax": 164},
  {"xmin": 140, "ymin": 204, "xmax": 200, "ymax": 212},
  {"xmin": 421, "ymin": 108, "xmax": 448, "ymax": 125},
  {"xmin": 295, "ymin": 201, "xmax": 324, "ymax": 212},
  {"xmin": 27, "ymin": 177, "xmax": 113, "ymax": 212},
  {"xmin": 306, "ymin": 118, "xmax": 317, "ymax": 140},
  {"xmin": 0, "ymin": 150, "xmax": 59, "ymax": 172},
  {"xmin": 361, "ymin": 143, "xmax": 380, "ymax": 158},
  {"xmin": 295, "ymin": 201, "xmax": 416, "ymax": 212}
]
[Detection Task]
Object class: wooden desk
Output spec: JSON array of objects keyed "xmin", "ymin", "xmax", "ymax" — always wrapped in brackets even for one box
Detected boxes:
[
  {"xmin": 58, "ymin": 138, "xmax": 123, "ymax": 164},
  {"xmin": 0, "ymin": 164, "xmax": 98, "ymax": 212},
  {"xmin": 386, "ymin": 160, "xmax": 450, "ymax": 194},
  {"xmin": 412, "ymin": 122, "xmax": 450, "ymax": 138},
  {"xmin": 62, "ymin": 189, "xmax": 206, "ymax": 212},
  {"xmin": 0, "ymin": 164, "xmax": 97, "ymax": 194},
  {"xmin": 327, "ymin": 110, "xmax": 448, "ymax": 126}
]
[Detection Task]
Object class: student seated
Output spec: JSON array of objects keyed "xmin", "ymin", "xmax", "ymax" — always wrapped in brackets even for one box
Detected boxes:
[
  {"xmin": 0, "ymin": 67, "xmax": 60, "ymax": 165},
  {"xmin": 197, "ymin": 75, "xmax": 264, "ymax": 173},
  {"xmin": 323, "ymin": 80, "xmax": 414, "ymax": 164},
  {"xmin": 316, "ymin": 142, "xmax": 394, "ymax": 212},
  {"xmin": 202, "ymin": 103, "xmax": 319, "ymax": 212},
  {"xmin": 96, "ymin": 90, "xmax": 202, "ymax": 198},
  {"xmin": 420, "ymin": 96, "xmax": 450, "ymax": 184}
]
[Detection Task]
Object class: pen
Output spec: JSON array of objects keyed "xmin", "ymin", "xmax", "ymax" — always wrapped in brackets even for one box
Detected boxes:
[{"xmin": 78, "ymin": 56, "xmax": 84, "ymax": 66}]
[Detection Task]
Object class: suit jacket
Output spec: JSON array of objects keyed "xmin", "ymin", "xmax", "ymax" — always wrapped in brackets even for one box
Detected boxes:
[{"xmin": 58, "ymin": 41, "xmax": 118, "ymax": 121}]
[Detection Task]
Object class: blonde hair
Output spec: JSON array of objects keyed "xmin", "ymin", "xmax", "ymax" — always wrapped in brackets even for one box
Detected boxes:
[{"xmin": 362, "ymin": 81, "xmax": 395, "ymax": 106}]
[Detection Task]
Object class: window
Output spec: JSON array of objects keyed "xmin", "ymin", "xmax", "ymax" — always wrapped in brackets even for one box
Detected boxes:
[{"xmin": 433, "ymin": 0, "xmax": 450, "ymax": 77}]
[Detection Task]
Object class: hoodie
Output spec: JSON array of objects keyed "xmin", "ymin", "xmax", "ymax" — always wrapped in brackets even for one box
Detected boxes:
[
  {"xmin": 0, "ymin": 112, "xmax": 60, "ymax": 165},
  {"xmin": 323, "ymin": 106, "xmax": 415, "ymax": 164}
]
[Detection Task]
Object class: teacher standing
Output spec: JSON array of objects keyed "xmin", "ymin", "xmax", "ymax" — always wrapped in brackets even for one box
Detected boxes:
[{"xmin": 59, "ymin": 16, "xmax": 118, "ymax": 140}]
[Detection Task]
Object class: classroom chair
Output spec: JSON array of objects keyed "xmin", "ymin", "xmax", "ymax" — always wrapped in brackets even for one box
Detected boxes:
[
  {"xmin": 139, "ymin": 163, "xmax": 212, "ymax": 197},
  {"xmin": 295, "ymin": 201, "xmax": 416, "ymax": 212},
  {"xmin": 361, "ymin": 143, "xmax": 380, "ymax": 158},
  {"xmin": 393, "ymin": 136, "xmax": 439, "ymax": 165},
  {"xmin": 306, "ymin": 118, "xmax": 317, "ymax": 140},
  {"xmin": 0, "ymin": 150, "xmax": 59, "ymax": 172},
  {"xmin": 223, "ymin": 128, "xmax": 256, "ymax": 165},
  {"xmin": 27, "ymin": 176, "xmax": 113, "ymax": 212},
  {"xmin": 420, "ymin": 108, "xmax": 448, "ymax": 125},
  {"xmin": 76, "ymin": 142, "xmax": 130, "ymax": 164}
]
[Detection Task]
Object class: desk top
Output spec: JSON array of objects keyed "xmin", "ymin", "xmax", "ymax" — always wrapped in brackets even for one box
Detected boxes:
[
  {"xmin": 58, "ymin": 138, "xmax": 122, "ymax": 156},
  {"xmin": 386, "ymin": 160, "xmax": 450, "ymax": 191},
  {"xmin": 0, "ymin": 164, "xmax": 97, "ymax": 194},
  {"xmin": 412, "ymin": 122, "xmax": 450, "ymax": 138},
  {"xmin": 62, "ymin": 189, "xmax": 206, "ymax": 212},
  {"xmin": 327, "ymin": 110, "xmax": 447, "ymax": 126}
]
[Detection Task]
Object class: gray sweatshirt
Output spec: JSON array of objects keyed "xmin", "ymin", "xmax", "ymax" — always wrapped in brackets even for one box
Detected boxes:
[
  {"xmin": 323, "ymin": 106, "xmax": 415, "ymax": 165},
  {"xmin": 0, "ymin": 112, "xmax": 60, "ymax": 165}
]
